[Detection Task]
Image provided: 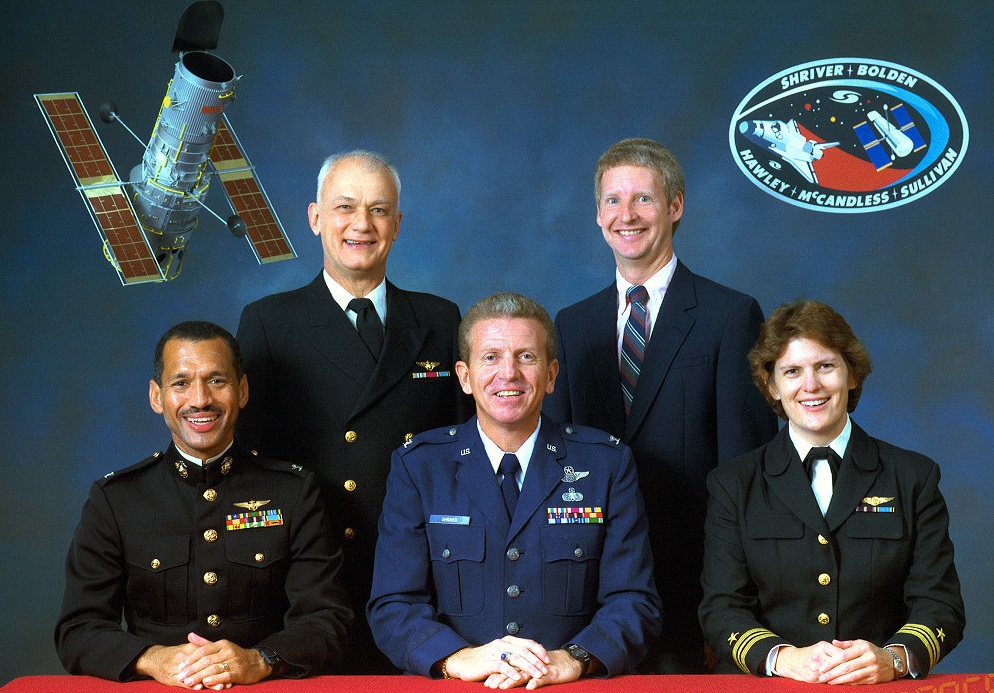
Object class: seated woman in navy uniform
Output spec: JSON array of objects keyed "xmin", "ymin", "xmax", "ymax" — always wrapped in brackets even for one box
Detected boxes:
[{"xmin": 699, "ymin": 299, "xmax": 964, "ymax": 683}]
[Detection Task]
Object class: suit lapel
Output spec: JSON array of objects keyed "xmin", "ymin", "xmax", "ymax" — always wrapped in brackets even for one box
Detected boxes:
[
  {"xmin": 348, "ymin": 282, "xmax": 429, "ymax": 419},
  {"xmin": 763, "ymin": 429, "xmax": 829, "ymax": 532},
  {"xmin": 299, "ymin": 273, "xmax": 372, "ymax": 389},
  {"xmin": 584, "ymin": 285, "xmax": 627, "ymax": 436},
  {"xmin": 825, "ymin": 424, "xmax": 881, "ymax": 531},
  {"xmin": 454, "ymin": 421, "xmax": 510, "ymax": 534},
  {"xmin": 509, "ymin": 421, "xmax": 566, "ymax": 540},
  {"xmin": 626, "ymin": 262, "xmax": 696, "ymax": 439}
]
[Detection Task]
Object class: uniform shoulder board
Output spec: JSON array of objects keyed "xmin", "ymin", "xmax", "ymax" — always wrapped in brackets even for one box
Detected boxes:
[
  {"xmin": 558, "ymin": 423, "xmax": 622, "ymax": 447},
  {"xmin": 97, "ymin": 451, "xmax": 165, "ymax": 485},
  {"xmin": 246, "ymin": 450, "xmax": 309, "ymax": 477},
  {"xmin": 398, "ymin": 425, "xmax": 461, "ymax": 455}
]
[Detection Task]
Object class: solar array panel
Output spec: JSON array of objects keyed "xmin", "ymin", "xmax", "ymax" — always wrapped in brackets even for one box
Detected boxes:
[
  {"xmin": 209, "ymin": 117, "xmax": 295, "ymax": 264},
  {"xmin": 35, "ymin": 93, "xmax": 163, "ymax": 284}
]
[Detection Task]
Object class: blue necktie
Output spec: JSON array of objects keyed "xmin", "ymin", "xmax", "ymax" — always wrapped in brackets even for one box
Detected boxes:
[
  {"xmin": 620, "ymin": 285, "xmax": 649, "ymax": 416},
  {"xmin": 499, "ymin": 453, "xmax": 520, "ymax": 520}
]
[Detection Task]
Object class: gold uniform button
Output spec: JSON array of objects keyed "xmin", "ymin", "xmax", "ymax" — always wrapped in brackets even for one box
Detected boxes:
[
  {"xmin": 345, "ymin": 431, "xmax": 358, "ymax": 443},
  {"xmin": 344, "ymin": 528, "xmax": 356, "ymax": 540},
  {"xmin": 204, "ymin": 572, "xmax": 218, "ymax": 585},
  {"xmin": 818, "ymin": 534, "xmax": 829, "ymax": 545},
  {"xmin": 207, "ymin": 614, "xmax": 221, "ymax": 627},
  {"xmin": 255, "ymin": 553, "xmax": 265, "ymax": 563},
  {"xmin": 344, "ymin": 480, "xmax": 357, "ymax": 492},
  {"xmin": 204, "ymin": 529, "xmax": 218, "ymax": 543},
  {"xmin": 203, "ymin": 489, "xmax": 217, "ymax": 502},
  {"xmin": 818, "ymin": 573, "xmax": 832, "ymax": 586},
  {"xmin": 818, "ymin": 613, "xmax": 831, "ymax": 625},
  {"xmin": 150, "ymin": 559, "xmax": 161, "ymax": 569}
]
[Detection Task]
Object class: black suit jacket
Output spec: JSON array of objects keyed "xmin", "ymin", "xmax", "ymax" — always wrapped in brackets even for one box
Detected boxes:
[
  {"xmin": 699, "ymin": 424, "xmax": 965, "ymax": 676},
  {"xmin": 544, "ymin": 261, "xmax": 778, "ymax": 671},
  {"xmin": 55, "ymin": 443, "xmax": 352, "ymax": 681},
  {"xmin": 235, "ymin": 273, "xmax": 470, "ymax": 672}
]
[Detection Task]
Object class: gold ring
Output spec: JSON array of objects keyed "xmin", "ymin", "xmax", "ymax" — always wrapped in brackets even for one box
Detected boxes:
[{"xmin": 220, "ymin": 662, "xmax": 229, "ymax": 671}]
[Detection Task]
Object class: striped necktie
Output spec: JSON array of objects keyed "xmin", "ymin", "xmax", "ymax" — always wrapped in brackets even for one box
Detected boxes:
[{"xmin": 620, "ymin": 285, "xmax": 649, "ymax": 416}]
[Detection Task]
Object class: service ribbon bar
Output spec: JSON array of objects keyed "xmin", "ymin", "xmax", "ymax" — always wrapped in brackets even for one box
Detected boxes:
[
  {"xmin": 411, "ymin": 371, "xmax": 451, "ymax": 379},
  {"xmin": 226, "ymin": 508, "xmax": 284, "ymax": 530},
  {"xmin": 855, "ymin": 506, "xmax": 895, "ymax": 512},
  {"xmin": 547, "ymin": 507, "xmax": 604, "ymax": 524}
]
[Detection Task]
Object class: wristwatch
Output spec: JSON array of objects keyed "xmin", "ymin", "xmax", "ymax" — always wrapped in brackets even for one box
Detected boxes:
[
  {"xmin": 257, "ymin": 647, "xmax": 286, "ymax": 678},
  {"xmin": 883, "ymin": 646, "xmax": 906, "ymax": 677},
  {"xmin": 564, "ymin": 643, "xmax": 591, "ymax": 676}
]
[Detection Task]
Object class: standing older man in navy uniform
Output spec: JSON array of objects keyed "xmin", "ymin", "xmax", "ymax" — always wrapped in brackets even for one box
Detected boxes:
[{"xmin": 368, "ymin": 293, "xmax": 660, "ymax": 687}]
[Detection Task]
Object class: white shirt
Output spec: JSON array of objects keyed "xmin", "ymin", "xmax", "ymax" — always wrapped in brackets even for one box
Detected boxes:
[
  {"xmin": 477, "ymin": 419, "xmax": 541, "ymax": 491},
  {"xmin": 323, "ymin": 270, "xmax": 387, "ymax": 328},
  {"xmin": 788, "ymin": 416, "xmax": 852, "ymax": 516},
  {"xmin": 614, "ymin": 255, "xmax": 677, "ymax": 363}
]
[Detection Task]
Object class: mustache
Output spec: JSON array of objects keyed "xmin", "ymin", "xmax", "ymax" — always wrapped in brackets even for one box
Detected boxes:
[{"xmin": 179, "ymin": 406, "xmax": 223, "ymax": 416}]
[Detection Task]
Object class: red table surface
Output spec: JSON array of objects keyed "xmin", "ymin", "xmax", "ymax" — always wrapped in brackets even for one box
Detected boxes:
[{"xmin": 3, "ymin": 674, "xmax": 991, "ymax": 692}]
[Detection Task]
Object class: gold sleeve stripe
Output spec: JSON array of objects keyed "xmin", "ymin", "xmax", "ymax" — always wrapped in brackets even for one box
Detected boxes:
[
  {"xmin": 732, "ymin": 628, "xmax": 778, "ymax": 674},
  {"xmin": 897, "ymin": 624, "xmax": 940, "ymax": 670}
]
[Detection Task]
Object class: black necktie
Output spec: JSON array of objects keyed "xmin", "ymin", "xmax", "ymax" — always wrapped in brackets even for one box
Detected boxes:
[
  {"xmin": 620, "ymin": 285, "xmax": 649, "ymax": 416},
  {"xmin": 499, "ymin": 453, "xmax": 520, "ymax": 520},
  {"xmin": 347, "ymin": 298, "xmax": 384, "ymax": 360},
  {"xmin": 803, "ymin": 447, "xmax": 840, "ymax": 484}
]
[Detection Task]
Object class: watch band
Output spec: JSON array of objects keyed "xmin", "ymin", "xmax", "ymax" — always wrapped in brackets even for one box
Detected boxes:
[
  {"xmin": 564, "ymin": 643, "xmax": 591, "ymax": 676},
  {"xmin": 256, "ymin": 647, "xmax": 286, "ymax": 678},
  {"xmin": 883, "ymin": 646, "xmax": 906, "ymax": 677}
]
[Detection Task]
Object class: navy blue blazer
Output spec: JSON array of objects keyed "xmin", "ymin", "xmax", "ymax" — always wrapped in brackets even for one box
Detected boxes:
[
  {"xmin": 367, "ymin": 416, "xmax": 661, "ymax": 677},
  {"xmin": 544, "ymin": 261, "xmax": 778, "ymax": 666},
  {"xmin": 699, "ymin": 423, "xmax": 965, "ymax": 676}
]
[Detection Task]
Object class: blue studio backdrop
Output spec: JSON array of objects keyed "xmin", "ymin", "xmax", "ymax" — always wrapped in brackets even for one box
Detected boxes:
[{"xmin": 2, "ymin": 0, "xmax": 991, "ymax": 682}]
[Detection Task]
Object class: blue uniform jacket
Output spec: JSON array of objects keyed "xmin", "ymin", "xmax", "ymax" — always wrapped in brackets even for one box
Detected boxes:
[{"xmin": 367, "ymin": 416, "xmax": 661, "ymax": 677}]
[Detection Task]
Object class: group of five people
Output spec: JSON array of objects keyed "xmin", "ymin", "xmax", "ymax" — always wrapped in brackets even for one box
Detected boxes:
[{"xmin": 55, "ymin": 139, "xmax": 964, "ymax": 689}]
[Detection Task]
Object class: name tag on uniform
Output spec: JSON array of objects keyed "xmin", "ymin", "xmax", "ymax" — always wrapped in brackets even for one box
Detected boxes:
[{"xmin": 429, "ymin": 514, "xmax": 470, "ymax": 525}]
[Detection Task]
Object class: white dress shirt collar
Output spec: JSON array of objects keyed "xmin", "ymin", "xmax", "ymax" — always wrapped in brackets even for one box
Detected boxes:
[
  {"xmin": 477, "ymin": 419, "xmax": 541, "ymax": 491},
  {"xmin": 323, "ymin": 270, "xmax": 388, "ymax": 326}
]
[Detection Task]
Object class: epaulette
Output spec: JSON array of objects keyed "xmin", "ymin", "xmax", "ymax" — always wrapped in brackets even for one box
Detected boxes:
[
  {"xmin": 247, "ymin": 449, "xmax": 310, "ymax": 477},
  {"xmin": 397, "ymin": 424, "xmax": 463, "ymax": 455},
  {"xmin": 557, "ymin": 423, "xmax": 623, "ymax": 447},
  {"xmin": 97, "ymin": 450, "xmax": 166, "ymax": 485}
]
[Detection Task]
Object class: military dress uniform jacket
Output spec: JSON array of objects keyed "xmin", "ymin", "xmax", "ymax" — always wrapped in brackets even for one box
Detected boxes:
[
  {"xmin": 699, "ymin": 424, "xmax": 965, "ymax": 676},
  {"xmin": 236, "ymin": 274, "xmax": 471, "ymax": 671},
  {"xmin": 366, "ymin": 416, "xmax": 662, "ymax": 677},
  {"xmin": 544, "ymin": 261, "xmax": 778, "ymax": 671},
  {"xmin": 55, "ymin": 443, "xmax": 353, "ymax": 682}
]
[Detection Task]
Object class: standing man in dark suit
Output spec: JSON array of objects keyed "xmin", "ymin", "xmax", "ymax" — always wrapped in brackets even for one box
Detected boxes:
[
  {"xmin": 236, "ymin": 150, "xmax": 470, "ymax": 673},
  {"xmin": 368, "ymin": 293, "xmax": 661, "ymax": 687},
  {"xmin": 544, "ymin": 138, "xmax": 779, "ymax": 673}
]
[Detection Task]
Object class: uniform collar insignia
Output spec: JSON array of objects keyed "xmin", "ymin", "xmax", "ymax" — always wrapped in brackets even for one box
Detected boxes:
[{"xmin": 234, "ymin": 499, "xmax": 270, "ymax": 512}]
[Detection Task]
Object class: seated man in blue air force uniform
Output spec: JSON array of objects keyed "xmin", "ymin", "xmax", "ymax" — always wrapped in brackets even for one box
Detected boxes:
[
  {"xmin": 55, "ymin": 322, "xmax": 352, "ymax": 689},
  {"xmin": 367, "ymin": 293, "xmax": 661, "ymax": 688},
  {"xmin": 698, "ymin": 300, "xmax": 965, "ymax": 684}
]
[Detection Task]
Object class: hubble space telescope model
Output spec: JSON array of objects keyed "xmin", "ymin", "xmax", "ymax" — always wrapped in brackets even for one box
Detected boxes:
[
  {"xmin": 35, "ymin": 1, "xmax": 295, "ymax": 285},
  {"xmin": 852, "ymin": 103, "xmax": 927, "ymax": 171},
  {"xmin": 738, "ymin": 119, "xmax": 839, "ymax": 185}
]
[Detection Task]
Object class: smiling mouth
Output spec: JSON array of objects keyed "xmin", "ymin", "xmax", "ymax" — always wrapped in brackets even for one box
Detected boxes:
[
  {"xmin": 345, "ymin": 239, "xmax": 374, "ymax": 246},
  {"xmin": 618, "ymin": 229, "xmax": 643, "ymax": 237},
  {"xmin": 496, "ymin": 390, "xmax": 524, "ymax": 398},
  {"xmin": 801, "ymin": 398, "xmax": 828, "ymax": 408}
]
